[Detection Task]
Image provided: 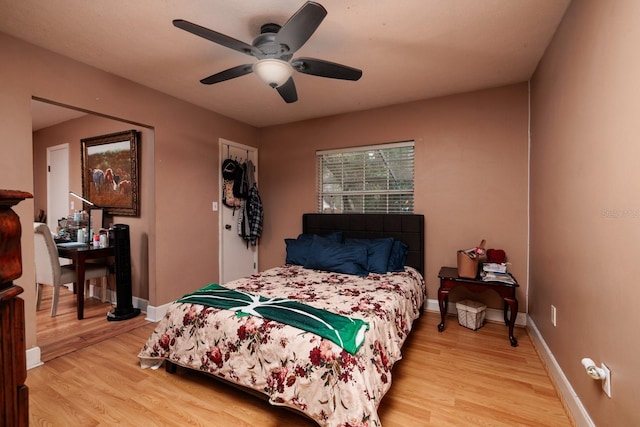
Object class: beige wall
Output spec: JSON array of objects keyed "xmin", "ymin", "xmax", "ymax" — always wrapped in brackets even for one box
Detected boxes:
[
  {"xmin": 33, "ymin": 114, "xmax": 154, "ymax": 299},
  {"xmin": 0, "ymin": 32, "xmax": 258, "ymax": 349},
  {"xmin": 530, "ymin": 0, "xmax": 640, "ymax": 425},
  {"xmin": 258, "ymin": 84, "xmax": 529, "ymax": 309}
]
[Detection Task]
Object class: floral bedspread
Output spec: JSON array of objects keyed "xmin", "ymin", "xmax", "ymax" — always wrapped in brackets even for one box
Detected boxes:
[{"xmin": 138, "ymin": 265, "xmax": 425, "ymax": 427}]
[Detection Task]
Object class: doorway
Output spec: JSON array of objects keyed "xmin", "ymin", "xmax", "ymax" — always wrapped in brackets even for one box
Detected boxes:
[
  {"xmin": 31, "ymin": 98, "xmax": 155, "ymax": 363},
  {"xmin": 219, "ymin": 139, "xmax": 258, "ymax": 284},
  {"xmin": 46, "ymin": 143, "xmax": 69, "ymax": 232}
]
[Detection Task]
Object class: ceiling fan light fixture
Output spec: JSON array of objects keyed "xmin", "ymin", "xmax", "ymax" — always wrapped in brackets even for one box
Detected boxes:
[{"xmin": 253, "ymin": 59, "xmax": 293, "ymax": 88}]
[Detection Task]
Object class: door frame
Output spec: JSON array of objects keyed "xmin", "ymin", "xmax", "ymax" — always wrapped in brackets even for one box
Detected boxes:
[{"xmin": 218, "ymin": 138, "xmax": 259, "ymax": 284}]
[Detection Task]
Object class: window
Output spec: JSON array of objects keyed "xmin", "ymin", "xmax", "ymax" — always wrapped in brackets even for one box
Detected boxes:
[{"xmin": 316, "ymin": 141, "xmax": 414, "ymax": 213}]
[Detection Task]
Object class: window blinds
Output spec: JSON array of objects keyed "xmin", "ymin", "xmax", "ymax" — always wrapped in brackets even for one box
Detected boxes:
[{"xmin": 316, "ymin": 141, "xmax": 414, "ymax": 214}]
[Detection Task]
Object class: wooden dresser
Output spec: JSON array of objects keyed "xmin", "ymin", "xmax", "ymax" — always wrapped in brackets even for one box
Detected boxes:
[{"xmin": 0, "ymin": 190, "xmax": 32, "ymax": 426}]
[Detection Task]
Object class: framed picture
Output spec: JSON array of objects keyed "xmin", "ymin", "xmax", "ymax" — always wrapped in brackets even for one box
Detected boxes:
[{"xmin": 81, "ymin": 130, "xmax": 140, "ymax": 216}]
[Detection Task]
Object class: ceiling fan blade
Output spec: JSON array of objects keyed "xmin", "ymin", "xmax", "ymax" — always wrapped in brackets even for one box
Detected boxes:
[
  {"xmin": 292, "ymin": 57, "xmax": 363, "ymax": 81},
  {"xmin": 200, "ymin": 64, "xmax": 254, "ymax": 85},
  {"xmin": 173, "ymin": 19, "xmax": 261, "ymax": 57},
  {"xmin": 276, "ymin": 78, "xmax": 298, "ymax": 103},
  {"xmin": 275, "ymin": 2, "xmax": 327, "ymax": 54}
]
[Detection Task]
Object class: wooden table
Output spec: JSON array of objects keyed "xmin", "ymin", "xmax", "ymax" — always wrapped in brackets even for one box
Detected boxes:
[
  {"xmin": 57, "ymin": 245, "xmax": 115, "ymax": 320},
  {"xmin": 437, "ymin": 266, "xmax": 520, "ymax": 346}
]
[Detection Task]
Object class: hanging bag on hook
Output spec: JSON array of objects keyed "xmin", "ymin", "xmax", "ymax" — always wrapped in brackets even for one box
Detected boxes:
[
  {"xmin": 222, "ymin": 158, "xmax": 239, "ymax": 181},
  {"xmin": 232, "ymin": 161, "xmax": 249, "ymax": 199},
  {"xmin": 222, "ymin": 159, "xmax": 242, "ymax": 209}
]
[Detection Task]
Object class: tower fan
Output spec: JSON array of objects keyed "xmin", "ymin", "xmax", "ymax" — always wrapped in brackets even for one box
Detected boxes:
[{"xmin": 107, "ymin": 224, "xmax": 141, "ymax": 321}]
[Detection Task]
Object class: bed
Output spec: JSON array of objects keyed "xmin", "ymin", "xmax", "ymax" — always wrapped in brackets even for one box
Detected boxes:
[{"xmin": 138, "ymin": 213, "xmax": 425, "ymax": 426}]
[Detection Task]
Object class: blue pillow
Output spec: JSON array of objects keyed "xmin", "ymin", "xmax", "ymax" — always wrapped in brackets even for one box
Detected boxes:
[
  {"xmin": 297, "ymin": 231, "xmax": 343, "ymax": 243},
  {"xmin": 387, "ymin": 240, "xmax": 408, "ymax": 272},
  {"xmin": 285, "ymin": 238, "xmax": 313, "ymax": 265},
  {"xmin": 344, "ymin": 237, "xmax": 394, "ymax": 274},
  {"xmin": 304, "ymin": 235, "xmax": 368, "ymax": 276}
]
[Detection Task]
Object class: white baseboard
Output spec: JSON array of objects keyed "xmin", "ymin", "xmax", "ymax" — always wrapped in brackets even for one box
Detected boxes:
[
  {"xmin": 88, "ymin": 284, "xmax": 148, "ymax": 314},
  {"xmin": 424, "ymin": 298, "xmax": 527, "ymax": 326},
  {"xmin": 132, "ymin": 295, "xmax": 148, "ymax": 314},
  {"xmin": 526, "ymin": 316, "xmax": 595, "ymax": 427},
  {"xmin": 27, "ymin": 346, "xmax": 43, "ymax": 370},
  {"xmin": 145, "ymin": 301, "xmax": 173, "ymax": 322}
]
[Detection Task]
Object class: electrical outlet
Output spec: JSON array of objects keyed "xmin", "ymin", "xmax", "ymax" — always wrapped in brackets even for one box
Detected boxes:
[
  {"xmin": 602, "ymin": 363, "xmax": 611, "ymax": 398},
  {"xmin": 551, "ymin": 305, "xmax": 557, "ymax": 327}
]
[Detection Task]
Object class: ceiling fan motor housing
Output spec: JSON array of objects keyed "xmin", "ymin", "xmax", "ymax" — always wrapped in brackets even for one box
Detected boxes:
[{"xmin": 253, "ymin": 23, "xmax": 292, "ymax": 59}]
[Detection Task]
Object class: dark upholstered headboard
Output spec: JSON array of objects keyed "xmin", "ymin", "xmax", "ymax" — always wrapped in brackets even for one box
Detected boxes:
[{"xmin": 302, "ymin": 213, "xmax": 425, "ymax": 275}]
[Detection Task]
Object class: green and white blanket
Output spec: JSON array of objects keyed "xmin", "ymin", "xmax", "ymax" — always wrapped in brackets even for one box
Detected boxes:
[{"xmin": 178, "ymin": 283, "xmax": 369, "ymax": 354}]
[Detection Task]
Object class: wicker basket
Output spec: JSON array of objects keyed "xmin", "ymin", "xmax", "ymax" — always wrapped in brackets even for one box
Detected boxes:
[{"xmin": 456, "ymin": 299, "xmax": 487, "ymax": 330}]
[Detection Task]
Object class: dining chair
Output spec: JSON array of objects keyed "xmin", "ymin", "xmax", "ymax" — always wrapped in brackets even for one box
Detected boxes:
[{"xmin": 33, "ymin": 222, "xmax": 110, "ymax": 317}]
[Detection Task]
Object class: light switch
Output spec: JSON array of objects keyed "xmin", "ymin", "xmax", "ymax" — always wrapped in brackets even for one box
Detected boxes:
[{"xmin": 212, "ymin": 201, "xmax": 218, "ymax": 211}]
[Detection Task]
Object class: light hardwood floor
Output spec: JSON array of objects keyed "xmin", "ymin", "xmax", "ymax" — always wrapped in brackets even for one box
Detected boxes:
[
  {"xmin": 36, "ymin": 284, "xmax": 150, "ymax": 362},
  {"xmin": 29, "ymin": 290, "xmax": 575, "ymax": 426}
]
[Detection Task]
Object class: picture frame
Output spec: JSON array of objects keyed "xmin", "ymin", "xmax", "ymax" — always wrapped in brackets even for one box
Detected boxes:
[{"xmin": 81, "ymin": 130, "xmax": 140, "ymax": 217}]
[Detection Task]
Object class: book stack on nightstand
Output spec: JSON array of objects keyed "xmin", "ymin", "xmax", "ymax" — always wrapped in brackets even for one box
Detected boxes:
[{"xmin": 481, "ymin": 262, "xmax": 515, "ymax": 284}]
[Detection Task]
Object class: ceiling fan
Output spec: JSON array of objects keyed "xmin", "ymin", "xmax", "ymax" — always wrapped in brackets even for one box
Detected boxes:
[{"xmin": 173, "ymin": 1, "xmax": 362, "ymax": 103}]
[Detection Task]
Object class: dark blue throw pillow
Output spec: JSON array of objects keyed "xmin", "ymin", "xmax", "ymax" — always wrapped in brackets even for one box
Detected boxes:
[
  {"xmin": 285, "ymin": 238, "xmax": 313, "ymax": 265},
  {"xmin": 304, "ymin": 235, "xmax": 368, "ymax": 276},
  {"xmin": 387, "ymin": 240, "xmax": 409, "ymax": 272},
  {"xmin": 344, "ymin": 237, "xmax": 395, "ymax": 274}
]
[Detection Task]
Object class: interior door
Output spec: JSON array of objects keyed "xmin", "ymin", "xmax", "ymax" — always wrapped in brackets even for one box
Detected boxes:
[
  {"xmin": 219, "ymin": 139, "xmax": 258, "ymax": 284},
  {"xmin": 47, "ymin": 143, "xmax": 69, "ymax": 232}
]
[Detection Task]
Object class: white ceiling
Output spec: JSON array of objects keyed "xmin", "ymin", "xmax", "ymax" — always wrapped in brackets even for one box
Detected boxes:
[{"xmin": 1, "ymin": 0, "xmax": 570, "ymax": 128}]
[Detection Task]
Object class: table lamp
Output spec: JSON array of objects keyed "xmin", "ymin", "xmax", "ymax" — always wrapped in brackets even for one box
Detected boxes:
[{"xmin": 69, "ymin": 191, "xmax": 98, "ymax": 244}]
